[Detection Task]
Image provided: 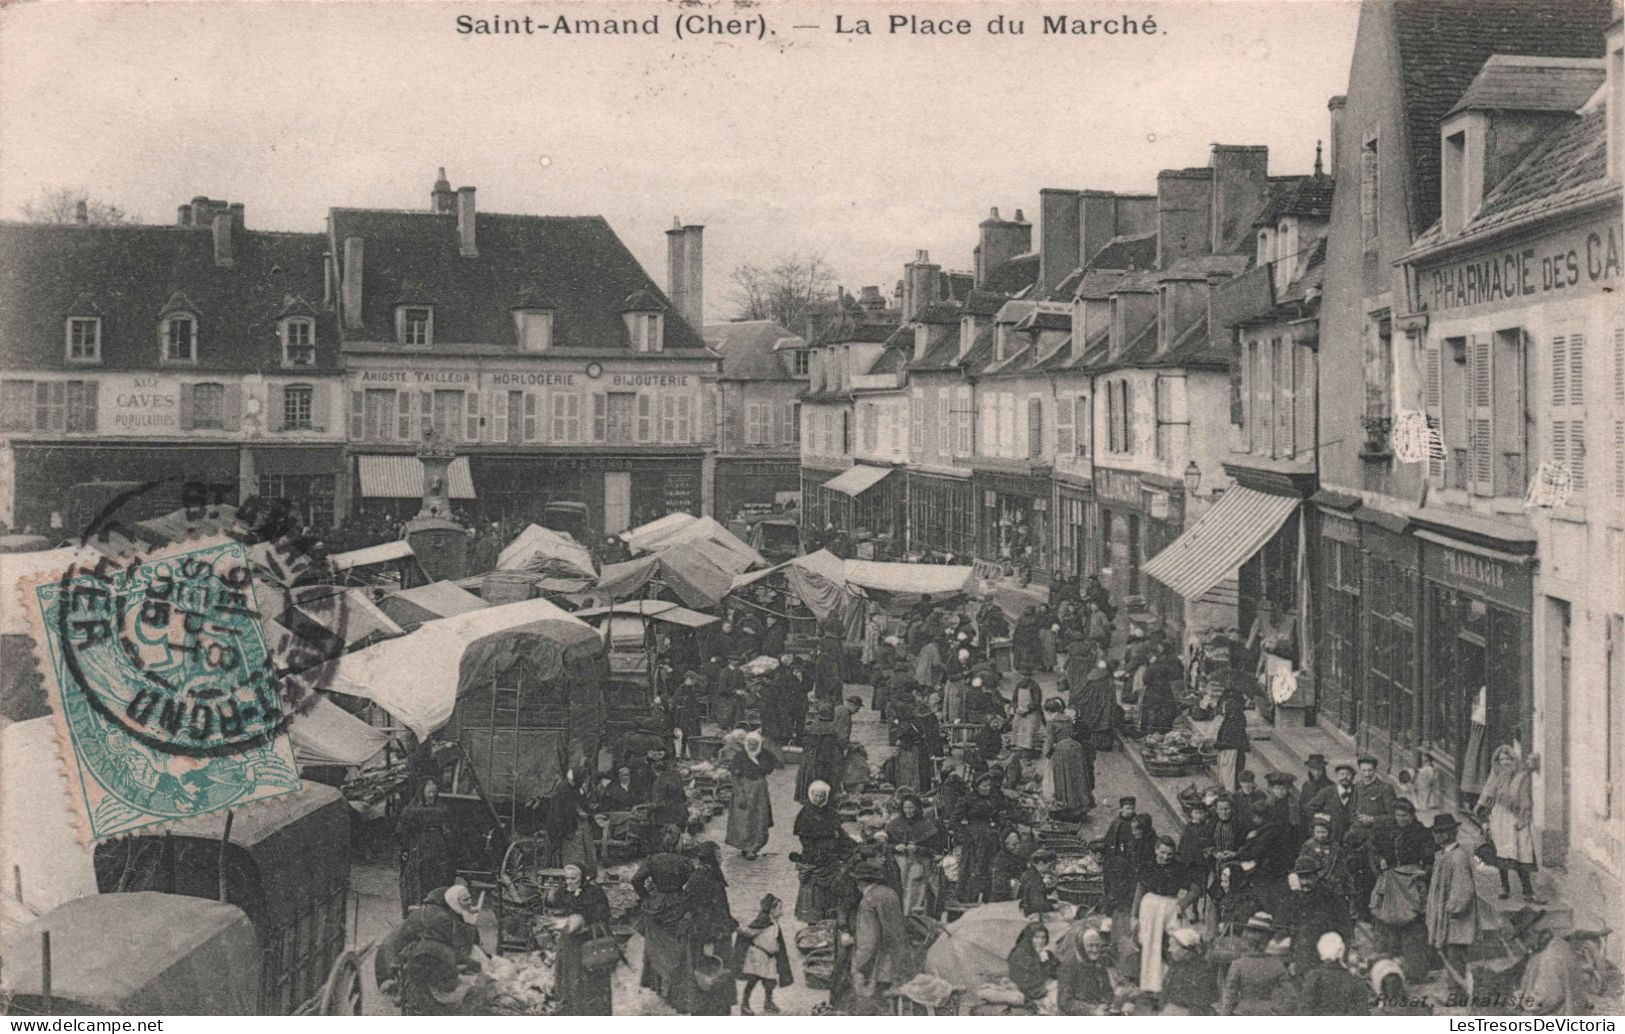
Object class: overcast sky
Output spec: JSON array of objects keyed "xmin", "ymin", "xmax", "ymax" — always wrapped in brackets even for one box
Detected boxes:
[{"xmin": 0, "ymin": 0, "xmax": 1359, "ymax": 322}]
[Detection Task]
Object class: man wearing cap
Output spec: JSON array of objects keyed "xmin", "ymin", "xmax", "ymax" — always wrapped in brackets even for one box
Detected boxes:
[
  {"xmin": 1352, "ymin": 755, "xmax": 1399, "ymax": 828},
  {"xmin": 1298, "ymin": 754, "xmax": 1334, "ymax": 829},
  {"xmin": 1219, "ymin": 913, "xmax": 1294, "ymax": 1015},
  {"xmin": 1306, "ymin": 761, "xmax": 1357, "ymax": 842},
  {"xmin": 1233, "ymin": 770, "xmax": 1267, "ymax": 828},
  {"xmin": 1517, "ymin": 910, "xmax": 1592, "ymax": 1013},
  {"xmin": 1282, "ymin": 856, "xmax": 1353, "ymax": 977},
  {"xmin": 1424, "ymin": 812, "xmax": 1482, "ymax": 990}
]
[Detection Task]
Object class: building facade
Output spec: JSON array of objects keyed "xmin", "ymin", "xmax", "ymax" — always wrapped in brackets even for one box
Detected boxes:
[{"xmin": 705, "ymin": 319, "xmax": 807, "ymax": 522}]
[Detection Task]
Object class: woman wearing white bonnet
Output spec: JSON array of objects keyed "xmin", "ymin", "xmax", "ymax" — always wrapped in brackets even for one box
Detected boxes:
[{"xmin": 1295, "ymin": 931, "xmax": 1372, "ymax": 1014}]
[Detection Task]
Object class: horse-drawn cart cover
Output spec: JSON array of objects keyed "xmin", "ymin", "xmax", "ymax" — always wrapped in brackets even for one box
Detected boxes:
[
  {"xmin": 453, "ymin": 618, "xmax": 607, "ymax": 800},
  {"xmin": 297, "ymin": 596, "xmax": 591, "ymax": 738},
  {"xmin": 496, "ymin": 523, "xmax": 597, "ymax": 581},
  {"xmin": 842, "ymin": 560, "xmax": 975, "ymax": 597},
  {"xmin": 0, "ymin": 718, "xmax": 97, "ymax": 935},
  {"xmin": 2, "ymin": 893, "xmax": 260, "ymax": 1015}
]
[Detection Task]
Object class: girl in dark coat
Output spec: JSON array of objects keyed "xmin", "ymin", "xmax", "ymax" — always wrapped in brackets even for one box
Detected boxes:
[
  {"xmin": 1007, "ymin": 922, "xmax": 1060, "ymax": 1009},
  {"xmin": 552, "ymin": 864, "xmax": 614, "ymax": 1015}
]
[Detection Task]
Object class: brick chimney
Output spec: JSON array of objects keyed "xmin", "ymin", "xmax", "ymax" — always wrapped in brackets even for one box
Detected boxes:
[
  {"xmin": 456, "ymin": 186, "xmax": 477, "ymax": 258},
  {"xmin": 74, "ymin": 200, "xmax": 88, "ymax": 225},
  {"xmin": 1038, "ymin": 188, "xmax": 1082, "ymax": 296},
  {"xmin": 666, "ymin": 218, "xmax": 705, "ymax": 331},
  {"xmin": 975, "ymin": 207, "xmax": 1032, "ymax": 286},
  {"xmin": 1327, "ymin": 96, "xmax": 1347, "ymax": 172},
  {"xmin": 431, "ymin": 167, "xmax": 455, "ymax": 214},
  {"xmin": 1209, "ymin": 144, "xmax": 1271, "ymax": 251},
  {"xmin": 212, "ymin": 213, "xmax": 235, "ymax": 268},
  {"xmin": 903, "ymin": 249, "xmax": 941, "ymax": 322},
  {"xmin": 859, "ymin": 285, "xmax": 886, "ymax": 311},
  {"xmin": 1155, "ymin": 169, "xmax": 1214, "ymax": 268},
  {"xmin": 342, "ymin": 236, "xmax": 365, "ymax": 330}
]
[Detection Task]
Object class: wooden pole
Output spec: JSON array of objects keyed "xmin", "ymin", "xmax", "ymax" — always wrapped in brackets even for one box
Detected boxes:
[
  {"xmin": 217, "ymin": 810, "xmax": 235, "ymax": 902},
  {"xmin": 13, "ymin": 864, "xmax": 22, "ymax": 903},
  {"xmin": 40, "ymin": 931, "xmax": 52, "ymax": 1013}
]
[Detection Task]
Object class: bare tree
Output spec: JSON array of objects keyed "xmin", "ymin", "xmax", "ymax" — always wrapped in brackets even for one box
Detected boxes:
[
  {"xmin": 729, "ymin": 254, "xmax": 837, "ymax": 329},
  {"xmin": 19, "ymin": 187, "xmax": 133, "ymax": 225}
]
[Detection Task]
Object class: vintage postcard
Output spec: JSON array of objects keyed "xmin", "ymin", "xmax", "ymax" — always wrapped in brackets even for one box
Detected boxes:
[{"xmin": 1, "ymin": 0, "xmax": 1621, "ymax": 1021}]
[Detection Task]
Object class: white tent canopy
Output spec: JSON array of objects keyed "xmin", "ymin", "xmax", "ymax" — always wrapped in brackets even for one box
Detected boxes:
[
  {"xmin": 329, "ymin": 539, "xmax": 416, "ymax": 572},
  {"xmin": 1, "ymin": 718, "xmax": 99, "ymax": 937},
  {"xmin": 497, "ymin": 524, "xmax": 596, "ymax": 581},
  {"xmin": 288, "ymin": 694, "xmax": 394, "ymax": 767},
  {"xmin": 841, "ymin": 559, "xmax": 975, "ymax": 596},
  {"xmin": 620, "ymin": 512, "xmax": 698, "ymax": 552},
  {"xmin": 297, "ymin": 595, "xmax": 592, "ymax": 739}
]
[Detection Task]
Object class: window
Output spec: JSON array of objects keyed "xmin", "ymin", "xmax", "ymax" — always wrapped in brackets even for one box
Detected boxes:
[
  {"xmin": 362, "ymin": 389, "xmax": 396, "ymax": 440},
  {"xmin": 66, "ymin": 317, "xmax": 101, "ymax": 362},
  {"xmin": 786, "ymin": 402, "xmax": 800, "ymax": 443},
  {"xmin": 1551, "ymin": 330, "xmax": 1586, "ymax": 498},
  {"xmin": 553, "ymin": 392, "xmax": 582, "ymax": 442},
  {"xmin": 1074, "ymin": 395, "xmax": 1090, "ymax": 456},
  {"xmin": 607, "ymin": 392, "xmax": 636, "ymax": 444},
  {"xmin": 14, "ymin": 380, "xmax": 98, "ymax": 433},
  {"xmin": 501, "ymin": 390, "xmax": 520, "ymax": 443},
  {"xmin": 522, "ymin": 392, "xmax": 538, "ymax": 442},
  {"xmin": 432, "ymin": 390, "xmax": 464, "ymax": 441},
  {"xmin": 1613, "ymin": 326, "xmax": 1624, "ymax": 513},
  {"xmin": 400, "ymin": 306, "xmax": 432, "ymax": 346},
  {"xmin": 793, "ymin": 350, "xmax": 810, "ymax": 376},
  {"xmin": 936, "ymin": 394, "xmax": 950, "ymax": 455},
  {"xmin": 954, "ymin": 387, "xmax": 972, "ymax": 456},
  {"xmin": 191, "ymin": 383, "xmax": 225, "ymax": 429},
  {"xmin": 747, "ymin": 403, "xmax": 770, "ymax": 445},
  {"xmin": 1273, "ymin": 337, "xmax": 1291, "ymax": 458},
  {"xmin": 282, "ymin": 318, "xmax": 315, "ymax": 366},
  {"xmin": 1028, "ymin": 396, "xmax": 1043, "ymax": 460},
  {"xmin": 1154, "ymin": 378, "xmax": 1169, "ymax": 460},
  {"xmin": 517, "ymin": 310, "xmax": 553, "ymax": 352},
  {"xmin": 637, "ymin": 393, "xmax": 653, "ymax": 443},
  {"xmin": 467, "ymin": 390, "xmax": 483, "ymax": 441},
  {"xmin": 1230, "ymin": 346, "xmax": 1245, "ymax": 427},
  {"xmin": 632, "ymin": 314, "xmax": 663, "ymax": 353},
  {"xmin": 1361, "ymin": 131, "xmax": 1380, "ymax": 247},
  {"xmin": 1425, "ymin": 339, "xmax": 1447, "ymax": 484},
  {"xmin": 1057, "ymin": 396, "xmax": 1075, "ymax": 456},
  {"xmin": 164, "ymin": 314, "xmax": 197, "ymax": 363},
  {"xmin": 281, "ymin": 384, "xmax": 314, "ymax": 430},
  {"xmin": 911, "ymin": 393, "xmax": 924, "ymax": 451},
  {"xmin": 1364, "ymin": 316, "xmax": 1393, "ymax": 426},
  {"xmin": 1, "ymin": 380, "xmax": 34, "ymax": 431},
  {"xmin": 841, "ymin": 411, "xmax": 851, "ymax": 454}
]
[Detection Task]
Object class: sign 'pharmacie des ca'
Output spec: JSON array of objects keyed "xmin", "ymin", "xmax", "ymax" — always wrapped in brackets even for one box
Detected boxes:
[{"xmin": 1425, "ymin": 216, "xmax": 1621, "ymax": 314}]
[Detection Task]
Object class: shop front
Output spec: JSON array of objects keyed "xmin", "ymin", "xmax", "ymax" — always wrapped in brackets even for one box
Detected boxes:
[
  {"xmin": 905, "ymin": 471, "xmax": 974, "ymax": 560},
  {"xmin": 1356, "ymin": 511, "xmax": 1420, "ymax": 771},
  {"xmin": 473, "ymin": 451, "xmax": 704, "ymax": 537},
  {"xmin": 249, "ymin": 446, "xmax": 345, "ymax": 528},
  {"xmin": 10, "ymin": 441, "xmax": 242, "ymax": 534},
  {"xmin": 974, "ymin": 469, "xmax": 1051, "ymax": 584},
  {"xmin": 821, "ymin": 463, "xmax": 899, "ymax": 553},
  {"xmin": 1140, "ymin": 477, "xmax": 1188, "ymax": 640},
  {"xmin": 1314, "ymin": 505, "xmax": 1363, "ymax": 736},
  {"xmin": 1094, "ymin": 467, "xmax": 1146, "ymax": 606},
  {"xmin": 1418, "ymin": 531, "xmax": 1534, "ymax": 804},
  {"xmin": 1054, "ymin": 475, "xmax": 1092, "ymax": 583},
  {"xmin": 713, "ymin": 458, "xmax": 800, "ymax": 524}
]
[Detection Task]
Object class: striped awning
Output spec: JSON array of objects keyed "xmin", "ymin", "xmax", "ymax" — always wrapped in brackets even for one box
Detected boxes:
[
  {"xmin": 1142, "ymin": 487, "xmax": 1298, "ymax": 600},
  {"xmin": 357, "ymin": 455, "xmax": 476, "ymax": 499},
  {"xmin": 823, "ymin": 464, "xmax": 892, "ymax": 497}
]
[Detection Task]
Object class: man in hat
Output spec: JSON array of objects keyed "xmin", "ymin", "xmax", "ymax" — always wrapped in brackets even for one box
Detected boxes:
[
  {"xmin": 1234, "ymin": 770, "xmax": 1267, "ymax": 828},
  {"xmin": 1298, "ymin": 754, "xmax": 1334, "ymax": 829},
  {"xmin": 951, "ymin": 770, "xmax": 1010, "ymax": 903},
  {"xmin": 1517, "ymin": 910, "xmax": 1592, "ymax": 1013},
  {"xmin": 1352, "ymin": 755, "xmax": 1398, "ymax": 829},
  {"xmin": 1306, "ymin": 761, "xmax": 1357, "ymax": 842},
  {"xmin": 1220, "ymin": 913, "xmax": 1294, "ymax": 1015},
  {"xmin": 1101, "ymin": 796, "xmax": 1141, "ymax": 914},
  {"xmin": 1425, "ymin": 812, "xmax": 1482, "ymax": 990},
  {"xmin": 1176, "ymin": 798, "xmax": 1215, "ymax": 869},
  {"xmin": 1283, "ymin": 856, "xmax": 1352, "ymax": 976},
  {"xmin": 1374, "ymin": 797, "xmax": 1437, "ymax": 872},
  {"xmin": 851, "ymin": 856, "xmax": 910, "ymax": 1007},
  {"xmin": 1237, "ymin": 772, "xmax": 1300, "ymax": 881}
]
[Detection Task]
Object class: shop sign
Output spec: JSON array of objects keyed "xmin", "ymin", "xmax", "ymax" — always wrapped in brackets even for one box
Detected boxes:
[
  {"xmin": 1423, "ymin": 541, "xmax": 1531, "ymax": 609},
  {"xmin": 1096, "ymin": 468, "xmax": 1142, "ymax": 508},
  {"xmin": 1423, "ymin": 216, "xmax": 1622, "ymax": 315},
  {"xmin": 356, "ymin": 369, "xmax": 476, "ymax": 385},
  {"xmin": 663, "ymin": 472, "xmax": 699, "ymax": 513},
  {"xmin": 106, "ymin": 374, "xmax": 181, "ymax": 434},
  {"xmin": 1147, "ymin": 490, "xmax": 1169, "ymax": 521}
]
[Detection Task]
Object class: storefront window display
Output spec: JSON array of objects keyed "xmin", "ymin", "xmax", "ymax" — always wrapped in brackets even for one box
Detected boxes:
[
  {"xmin": 1056, "ymin": 492, "xmax": 1089, "ymax": 581},
  {"xmin": 906, "ymin": 475, "xmax": 973, "ymax": 559},
  {"xmin": 1317, "ymin": 532, "xmax": 1361, "ymax": 735}
]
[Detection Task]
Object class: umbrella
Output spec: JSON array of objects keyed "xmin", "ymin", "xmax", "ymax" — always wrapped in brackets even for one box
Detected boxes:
[{"xmin": 921, "ymin": 900, "xmax": 1077, "ymax": 989}]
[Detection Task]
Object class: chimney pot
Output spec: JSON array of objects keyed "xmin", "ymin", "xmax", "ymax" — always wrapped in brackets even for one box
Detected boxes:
[
  {"xmin": 212, "ymin": 213, "xmax": 235, "ymax": 268},
  {"xmin": 989, "ymin": 207, "xmax": 1001, "ymax": 220},
  {"xmin": 431, "ymin": 167, "xmax": 454, "ymax": 213},
  {"xmin": 1014, "ymin": 209, "xmax": 1026, "ymax": 222},
  {"xmin": 456, "ymin": 187, "xmax": 477, "ymax": 257},
  {"xmin": 177, "ymin": 205, "xmax": 190, "ymax": 226},
  {"xmin": 74, "ymin": 200, "xmax": 88, "ymax": 225}
]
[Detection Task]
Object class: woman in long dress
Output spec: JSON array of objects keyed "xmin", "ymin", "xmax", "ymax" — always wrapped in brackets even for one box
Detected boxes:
[
  {"xmin": 884, "ymin": 791, "xmax": 947, "ymax": 915},
  {"xmin": 726, "ymin": 732, "xmax": 777, "ymax": 860},
  {"xmin": 1133, "ymin": 836, "xmax": 1199, "ymax": 993},
  {"xmin": 793, "ymin": 781, "xmax": 851, "ymax": 921},
  {"xmin": 1477, "ymin": 743, "xmax": 1542, "ymax": 902},
  {"xmin": 395, "ymin": 780, "xmax": 456, "ymax": 918},
  {"xmin": 552, "ymin": 863, "xmax": 614, "ymax": 1015}
]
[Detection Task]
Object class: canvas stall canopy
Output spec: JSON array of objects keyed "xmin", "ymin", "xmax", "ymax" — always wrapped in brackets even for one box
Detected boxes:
[
  {"xmin": 2, "ymin": 893, "xmax": 260, "ymax": 1015},
  {"xmin": 596, "ymin": 543, "xmax": 735, "ymax": 610},
  {"xmin": 284, "ymin": 586, "xmax": 404, "ymax": 653},
  {"xmin": 450, "ymin": 618, "xmax": 607, "ymax": 801},
  {"xmin": 642, "ymin": 515, "xmax": 765, "ymax": 570},
  {"xmin": 378, "ymin": 580, "xmax": 488, "ymax": 631},
  {"xmin": 496, "ymin": 523, "xmax": 596, "ymax": 581},
  {"xmin": 727, "ymin": 548, "xmax": 855, "ymax": 624},
  {"xmin": 288, "ymin": 693, "xmax": 394, "ymax": 767},
  {"xmin": 619, "ymin": 511, "xmax": 699, "ymax": 553},
  {"xmin": 0, "ymin": 718, "xmax": 99, "ymax": 938},
  {"xmin": 842, "ymin": 560, "xmax": 975, "ymax": 601},
  {"xmin": 329, "ymin": 538, "xmax": 417, "ymax": 572},
  {"xmin": 295, "ymin": 596, "xmax": 592, "ymax": 738}
]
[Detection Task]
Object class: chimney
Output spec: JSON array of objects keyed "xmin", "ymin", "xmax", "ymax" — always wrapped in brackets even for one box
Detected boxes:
[
  {"xmin": 176, "ymin": 205, "xmax": 190, "ymax": 226},
  {"xmin": 903, "ymin": 248, "xmax": 941, "ymax": 322},
  {"xmin": 1209, "ymin": 145, "xmax": 1270, "ymax": 251},
  {"xmin": 1038, "ymin": 188, "xmax": 1082, "ymax": 296},
  {"xmin": 456, "ymin": 186, "xmax": 477, "ymax": 257},
  {"xmin": 975, "ymin": 207, "xmax": 1033, "ymax": 287},
  {"xmin": 211, "ymin": 213, "xmax": 235, "ymax": 268},
  {"xmin": 431, "ymin": 167, "xmax": 455, "ymax": 214},
  {"xmin": 1155, "ymin": 168, "xmax": 1214, "ymax": 268},
  {"xmin": 74, "ymin": 200, "xmax": 88, "ymax": 225},
  {"xmin": 228, "ymin": 202, "xmax": 245, "ymax": 233},
  {"xmin": 666, "ymin": 219, "xmax": 705, "ymax": 331},
  {"xmin": 859, "ymin": 285, "xmax": 885, "ymax": 311},
  {"xmin": 342, "ymin": 236, "xmax": 365, "ymax": 330},
  {"xmin": 1327, "ymin": 96, "xmax": 1347, "ymax": 172}
]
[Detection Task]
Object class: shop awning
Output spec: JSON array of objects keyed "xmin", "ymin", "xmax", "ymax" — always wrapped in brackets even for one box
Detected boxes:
[
  {"xmin": 330, "ymin": 539, "xmax": 416, "ymax": 571},
  {"xmin": 1142, "ymin": 487, "xmax": 1299, "ymax": 600},
  {"xmin": 823, "ymin": 464, "xmax": 893, "ymax": 497},
  {"xmin": 357, "ymin": 455, "xmax": 476, "ymax": 499}
]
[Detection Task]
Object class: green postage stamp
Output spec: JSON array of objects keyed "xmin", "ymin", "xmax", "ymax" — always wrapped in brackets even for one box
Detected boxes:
[{"xmin": 22, "ymin": 537, "xmax": 302, "ymax": 842}]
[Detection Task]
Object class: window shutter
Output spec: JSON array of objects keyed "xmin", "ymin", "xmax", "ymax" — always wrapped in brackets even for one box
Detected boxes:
[
  {"xmin": 83, "ymin": 381, "xmax": 98, "ymax": 433},
  {"xmin": 1425, "ymin": 341, "xmax": 1444, "ymax": 481},
  {"xmin": 1056, "ymin": 395, "xmax": 1075, "ymax": 455},
  {"xmin": 349, "ymin": 390, "xmax": 364, "ymax": 439},
  {"xmin": 1614, "ymin": 327, "xmax": 1624, "ymax": 507},
  {"xmin": 1469, "ymin": 334, "xmax": 1494, "ymax": 495},
  {"xmin": 179, "ymin": 383, "xmax": 195, "ymax": 431},
  {"xmin": 1569, "ymin": 332, "xmax": 1586, "ymax": 491},
  {"xmin": 592, "ymin": 392, "xmax": 607, "ymax": 442},
  {"xmin": 638, "ymin": 393, "xmax": 653, "ymax": 443},
  {"xmin": 493, "ymin": 391, "xmax": 509, "ymax": 443},
  {"xmin": 523, "ymin": 392, "xmax": 539, "ymax": 442},
  {"xmin": 1028, "ymin": 396, "xmax": 1043, "ymax": 459},
  {"xmin": 782, "ymin": 401, "xmax": 795, "ymax": 444},
  {"xmin": 270, "ymin": 383, "xmax": 288, "ymax": 432},
  {"xmin": 1551, "ymin": 334, "xmax": 1570, "ymax": 482},
  {"xmin": 463, "ymin": 391, "xmax": 478, "ymax": 441},
  {"xmin": 418, "ymin": 390, "xmax": 432, "ymax": 440},
  {"xmin": 311, "ymin": 384, "xmax": 330, "ymax": 432},
  {"xmin": 550, "ymin": 393, "xmax": 564, "ymax": 442},
  {"xmin": 392, "ymin": 391, "xmax": 408, "ymax": 440},
  {"xmin": 772, "ymin": 401, "xmax": 784, "ymax": 445},
  {"xmin": 1075, "ymin": 395, "xmax": 1090, "ymax": 455}
]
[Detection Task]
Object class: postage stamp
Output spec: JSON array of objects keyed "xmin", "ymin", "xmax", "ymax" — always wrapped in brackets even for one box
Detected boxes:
[{"xmin": 20, "ymin": 535, "xmax": 303, "ymax": 842}]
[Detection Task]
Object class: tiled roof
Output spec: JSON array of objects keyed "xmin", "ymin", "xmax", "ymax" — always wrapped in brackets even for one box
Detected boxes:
[
  {"xmin": 1411, "ymin": 108, "xmax": 1616, "ymax": 252},
  {"xmin": 1032, "ymin": 337, "xmax": 1074, "ymax": 372},
  {"xmin": 1075, "ymin": 270, "xmax": 1127, "ymax": 301},
  {"xmin": 959, "ymin": 325, "xmax": 995, "ymax": 370},
  {"xmin": 1072, "ymin": 327, "xmax": 1112, "ymax": 371},
  {"xmin": 1158, "ymin": 315, "xmax": 1232, "ymax": 370},
  {"xmin": 909, "ymin": 332, "xmax": 964, "ymax": 373},
  {"xmin": 1085, "ymin": 233, "xmax": 1158, "ymax": 271},
  {"xmin": 0, "ymin": 221, "xmax": 338, "ymax": 371},
  {"xmin": 810, "ymin": 316, "xmax": 900, "ymax": 347},
  {"xmin": 1116, "ymin": 318, "xmax": 1160, "ymax": 366},
  {"xmin": 941, "ymin": 271, "xmax": 976, "ymax": 302},
  {"xmin": 1391, "ymin": 0, "xmax": 1613, "ymax": 232},
  {"xmin": 1446, "ymin": 55, "xmax": 1607, "ymax": 118},
  {"xmin": 962, "ymin": 290, "xmax": 1010, "ymax": 317},
  {"xmin": 1278, "ymin": 236, "xmax": 1329, "ymax": 305},
  {"xmin": 1160, "ymin": 254, "xmax": 1252, "ymax": 281},
  {"xmin": 916, "ymin": 301, "xmax": 963, "ymax": 324},
  {"xmin": 865, "ymin": 345, "xmax": 910, "ymax": 376},
  {"xmin": 1112, "ymin": 270, "xmax": 1161, "ymax": 294},
  {"xmin": 327, "ymin": 208, "xmax": 709, "ymax": 351},
  {"xmin": 980, "ymin": 253, "xmax": 1040, "ymax": 296},
  {"xmin": 705, "ymin": 320, "xmax": 800, "ymax": 381},
  {"xmin": 1252, "ymin": 175, "xmax": 1336, "ymax": 227},
  {"xmin": 1046, "ymin": 267, "xmax": 1085, "ymax": 303},
  {"xmin": 1024, "ymin": 310, "xmax": 1072, "ymax": 333},
  {"xmin": 980, "ymin": 342, "xmax": 1034, "ymax": 377}
]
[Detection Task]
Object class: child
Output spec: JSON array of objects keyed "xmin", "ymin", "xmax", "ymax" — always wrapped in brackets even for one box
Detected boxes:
[{"xmin": 735, "ymin": 893, "xmax": 792, "ymax": 1014}]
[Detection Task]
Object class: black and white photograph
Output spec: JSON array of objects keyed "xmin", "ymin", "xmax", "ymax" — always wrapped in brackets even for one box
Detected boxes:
[{"xmin": 0, "ymin": 0, "xmax": 1622, "ymax": 1020}]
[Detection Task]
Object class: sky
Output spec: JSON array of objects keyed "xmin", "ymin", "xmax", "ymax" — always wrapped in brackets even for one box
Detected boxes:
[{"xmin": 0, "ymin": 0, "xmax": 1360, "ymax": 323}]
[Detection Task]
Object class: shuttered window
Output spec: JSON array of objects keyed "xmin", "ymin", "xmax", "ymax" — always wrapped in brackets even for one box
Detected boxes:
[
  {"xmin": 911, "ymin": 393, "xmax": 924, "ymax": 450},
  {"xmin": 1425, "ymin": 340, "xmax": 1445, "ymax": 484},
  {"xmin": 1552, "ymin": 331, "xmax": 1586, "ymax": 495},
  {"xmin": 1075, "ymin": 395, "xmax": 1090, "ymax": 456},
  {"xmin": 523, "ymin": 392, "xmax": 538, "ymax": 442},
  {"xmin": 676, "ymin": 395, "xmax": 692, "ymax": 443},
  {"xmin": 1463, "ymin": 334, "xmax": 1493, "ymax": 495},
  {"xmin": 1028, "ymin": 396, "xmax": 1043, "ymax": 460},
  {"xmin": 467, "ymin": 391, "xmax": 482, "ymax": 441},
  {"xmin": 1613, "ymin": 327, "xmax": 1624, "ymax": 511},
  {"xmin": 398, "ymin": 390, "xmax": 413, "ymax": 440},
  {"xmin": 1056, "ymin": 395, "xmax": 1075, "ymax": 455},
  {"xmin": 592, "ymin": 392, "xmax": 607, "ymax": 442},
  {"xmin": 496, "ymin": 391, "xmax": 514, "ymax": 443}
]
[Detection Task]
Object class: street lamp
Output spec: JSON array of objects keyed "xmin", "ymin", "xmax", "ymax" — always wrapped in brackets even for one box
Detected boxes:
[{"xmin": 1183, "ymin": 460, "xmax": 1202, "ymax": 495}]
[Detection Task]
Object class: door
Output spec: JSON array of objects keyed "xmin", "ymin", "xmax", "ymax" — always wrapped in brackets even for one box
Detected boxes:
[
  {"xmin": 604, "ymin": 472, "xmax": 632, "ymax": 534},
  {"xmin": 607, "ymin": 393, "xmax": 636, "ymax": 444}
]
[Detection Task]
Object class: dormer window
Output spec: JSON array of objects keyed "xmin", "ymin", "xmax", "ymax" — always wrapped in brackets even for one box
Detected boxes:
[
  {"xmin": 793, "ymin": 349, "xmax": 810, "ymax": 376},
  {"xmin": 398, "ymin": 305, "xmax": 433, "ymax": 347},
  {"xmin": 515, "ymin": 309, "xmax": 554, "ymax": 352},
  {"xmin": 1257, "ymin": 230, "xmax": 1271, "ymax": 267},
  {"xmin": 163, "ymin": 313, "xmax": 197, "ymax": 364},
  {"xmin": 994, "ymin": 324, "xmax": 1007, "ymax": 363},
  {"xmin": 636, "ymin": 314, "xmax": 662, "ymax": 352},
  {"xmin": 65, "ymin": 317, "xmax": 101, "ymax": 363},
  {"xmin": 282, "ymin": 317, "xmax": 316, "ymax": 367},
  {"xmin": 1157, "ymin": 287, "xmax": 1171, "ymax": 351}
]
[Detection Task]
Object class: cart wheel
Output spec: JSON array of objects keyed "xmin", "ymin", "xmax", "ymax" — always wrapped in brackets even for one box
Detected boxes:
[
  {"xmin": 500, "ymin": 834, "xmax": 550, "ymax": 906},
  {"xmin": 317, "ymin": 950, "xmax": 365, "ymax": 1015}
]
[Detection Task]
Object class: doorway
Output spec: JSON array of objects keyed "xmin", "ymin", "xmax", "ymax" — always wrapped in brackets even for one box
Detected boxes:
[{"xmin": 604, "ymin": 472, "xmax": 631, "ymax": 534}]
